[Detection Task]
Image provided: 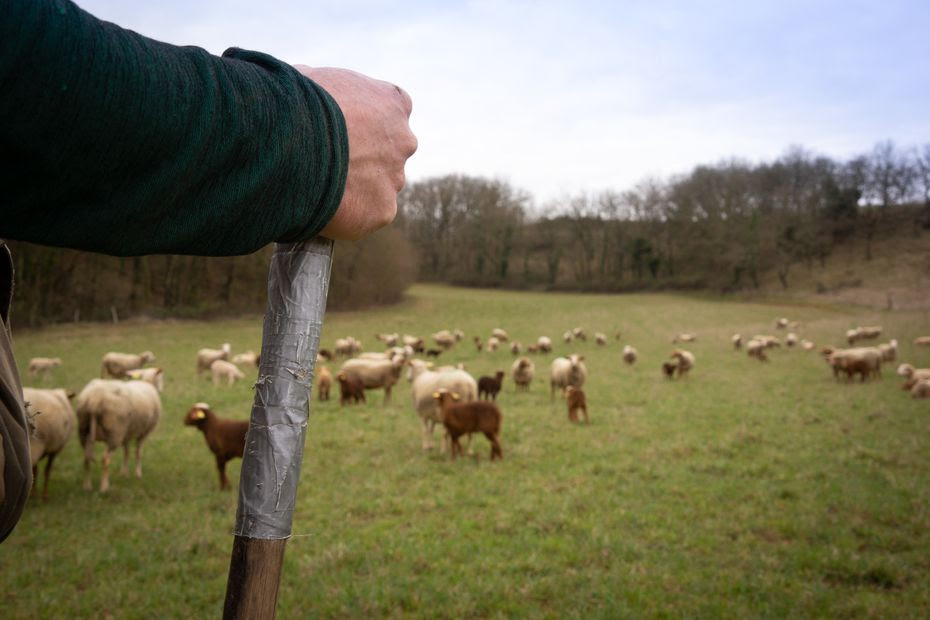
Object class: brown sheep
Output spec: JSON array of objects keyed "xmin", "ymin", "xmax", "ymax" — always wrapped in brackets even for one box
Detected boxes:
[
  {"xmin": 661, "ymin": 361, "xmax": 677, "ymax": 379},
  {"xmin": 478, "ymin": 371, "xmax": 505, "ymax": 401},
  {"xmin": 183, "ymin": 403, "xmax": 248, "ymax": 491},
  {"xmin": 337, "ymin": 372, "xmax": 366, "ymax": 406},
  {"xmin": 565, "ymin": 386, "xmax": 589, "ymax": 424},
  {"xmin": 433, "ymin": 389, "xmax": 502, "ymax": 461},
  {"xmin": 317, "ymin": 366, "xmax": 332, "ymax": 401}
]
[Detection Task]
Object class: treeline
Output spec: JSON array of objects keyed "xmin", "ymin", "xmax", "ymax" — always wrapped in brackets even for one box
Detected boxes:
[
  {"xmin": 398, "ymin": 140, "xmax": 930, "ymax": 291},
  {"xmin": 7, "ymin": 226, "xmax": 415, "ymax": 328}
]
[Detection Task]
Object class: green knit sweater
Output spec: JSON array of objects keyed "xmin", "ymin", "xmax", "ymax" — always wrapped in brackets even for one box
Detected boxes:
[{"xmin": 0, "ymin": 0, "xmax": 349, "ymax": 257}]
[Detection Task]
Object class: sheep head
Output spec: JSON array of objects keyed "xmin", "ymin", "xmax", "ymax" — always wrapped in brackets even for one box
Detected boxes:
[{"xmin": 184, "ymin": 403, "xmax": 211, "ymax": 426}]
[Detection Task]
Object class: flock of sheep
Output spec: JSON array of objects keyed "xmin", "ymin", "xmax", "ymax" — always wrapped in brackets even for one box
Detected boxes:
[{"xmin": 20, "ymin": 318, "xmax": 930, "ymax": 502}]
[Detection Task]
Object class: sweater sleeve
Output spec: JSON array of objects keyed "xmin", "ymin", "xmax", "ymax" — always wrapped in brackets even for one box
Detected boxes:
[{"xmin": 0, "ymin": 0, "xmax": 348, "ymax": 257}]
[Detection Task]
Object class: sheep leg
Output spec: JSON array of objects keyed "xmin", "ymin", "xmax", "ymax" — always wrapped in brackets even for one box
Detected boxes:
[
  {"xmin": 31, "ymin": 464, "xmax": 38, "ymax": 496},
  {"xmin": 42, "ymin": 452, "xmax": 57, "ymax": 500},
  {"xmin": 83, "ymin": 444, "xmax": 94, "ymax": 491},
  {"xmin": 121, "ymin": 443, "xmax": 131, "ymax": 477},
  {"xmin": 485, "ymin": 432, "xmax": 503, "ymax": 461},
  {"xmin": 217, "ymin": 456, "xmax": 230, "ymax": 490},
  {"xmin": 421, "ymin": 418, "xmax": 434, "ymax": 451},
  {"xmin": 135, "ymin": 440, "xmax": 144, "ymax": 478},
  {"xmin": 383, "ymin": 386, "xmax": 392, "ymax": 407},
  {"xmin": 100, "ymin": 447, "xmax": 111, "ymax": 493},
  {"xmin": 582, "ymin": 405, "xmax": 590, "ymax": 425}
]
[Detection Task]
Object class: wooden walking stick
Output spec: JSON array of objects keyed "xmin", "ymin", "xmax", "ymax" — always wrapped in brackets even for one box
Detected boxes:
[{"xmin": 223, "ymin": 237, "xmax": 334, "ymax": 619}]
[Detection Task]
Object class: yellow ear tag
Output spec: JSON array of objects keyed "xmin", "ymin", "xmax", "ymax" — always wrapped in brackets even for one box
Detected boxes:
[
  {"xmin": 432, "ymin": 391, "xmax": 440, "ymax": 398},
  {"xmin": 452, "ymin": 393, "xmax": 460, "ymax": 401},
  {"xmin": 194, "ymin": 409, "xmax": 207, "ymax": 420}
]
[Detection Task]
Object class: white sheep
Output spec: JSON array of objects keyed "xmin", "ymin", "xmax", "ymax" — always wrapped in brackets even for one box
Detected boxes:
[
  {"xmin": 913, "ymin": 336, "xmax": 930, "ymax": 347},
  {"xmin": 775, "ymin": 318, "xmax": 789, "ymax": 329},
  {"xmin": 911, "ymin": 379, "xmax": 930, "ymax": 399},
  {"xmin": 732, "ymin": 334, "xmax": 742, "ymax": 350},
  {"xmin": 486, "ymin": 336, "xmax": 500, "ymax": 352},
  {"xmin": 622, "ymin": 345, "xmax": 637, "ymax": 365},
  {"xmin": 670, "ymin": 349, "xmax": 695, "ymax": 376},
  {"xmin": 746, "ymin": 339, "xmax": 768, "ymax": 362},
  {"xmin": 124, "ymin": 367, "xmax": 165, "ymax": 392},
  {"xmin": 211, "ymin": 359, "xmax": 245, "ymax": 386},
  {"xmin": 340, "ymin": 355, "xmax": 406, "ymax": 405},
  {"xmin": 28, "ymin": 357, "xmax": 62, "ymax": 379},
  {"xmin": 76, "ymin": 379, "xmax": 161, "ymax": 492},
  {"xmin": 572, "ymin": 327, "xmax": 586, "ymax": 341},
  {"xmin": 672, "ymin": 333, "xmax": 696, "ymax": 344},
  {"xmin": 232, "ymin": 351, "xmax": 260, "ymax": 368},
  {"xmin": 23, "ymin": 387, "xmax": 75, "ymax": 499},
  {"xmin": 877, "ymin": 340, "xmax": 897, "ymax": 362},
  {"xmin": 537, "ymin": 336, "xmax": 552, "ymax": 353},
  {"xmin": 562, "ymin": 331, "xmax": 573, "ymax": 344},
  {"xmin": 432, "ymin": 330, "xmax": 456, "ymax": 350},
  {"xmin": 594, "ymin": 333, "xmax": 607, "ymax": 346},
  {"xmin": 549, "ymin": 354, "xmax": 587, "ymax": 400},
  {"xmin": 511, "ymin": 357, "xmax": 535, "ymax": 391},
  {"xmin": 492, "ymin": 328, "xmax": 509, "ymax": 342},
  {"xmin": 100, "ymin": 351, "xmax": 155, "ymax": 379},
  {"xmin": 375, "ymin": 332, "xmax": 400, "ymax": 347},
  {"xmin": 408, "ymin": 359, "xmax": 478, "ymax": 450},
  {"xmin": 196, "ymin": 343, "xmax": 231, "ymax": 376},
  {"xmin": 800, "ymin": 339, "xmax": 815, "ymax": 351},
  {"xmin": 510, "ymin": 341, "xmax": 521, "ymax": 355},
  {"xmin": 785, "ymin": 333, "xmax": 798, "ymax": 347}
]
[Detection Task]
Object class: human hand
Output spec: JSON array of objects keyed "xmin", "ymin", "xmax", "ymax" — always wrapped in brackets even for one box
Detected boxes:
[{"xmin": 295, "ymin": 66, "xmax": 417, "ymax": 240}]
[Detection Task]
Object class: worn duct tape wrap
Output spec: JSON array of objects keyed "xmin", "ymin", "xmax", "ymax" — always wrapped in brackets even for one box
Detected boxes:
[{"xmin": 233, "ymin": 237, "xmax": 333, "ymax": 539}]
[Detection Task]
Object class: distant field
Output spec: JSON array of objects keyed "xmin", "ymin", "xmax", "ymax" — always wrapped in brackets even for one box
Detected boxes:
[{"xmin": 3, "ymin": 284, "xmax": 929, "ymax": 618}]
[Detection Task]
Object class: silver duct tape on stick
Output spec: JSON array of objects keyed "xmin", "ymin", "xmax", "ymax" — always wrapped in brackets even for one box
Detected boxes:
[{"xmin": 223, "ymin": 237, "xmax": 333, "ymax": 620}]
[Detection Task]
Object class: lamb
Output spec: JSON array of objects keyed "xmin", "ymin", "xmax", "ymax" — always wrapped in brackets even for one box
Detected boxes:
[
  {"xmin": 594, "ymin": 333, "xmax": 607, "ymax": 346},
  {"xmin": 549, "ymin": 354, "xmax": 587, "ymax": 400},
  {"xmin": 478, "ymin": 371, "xmax": 505, "ymax": 401},
  {"xmin": 537, "ymin": 336, "xmax": 552, "ymax": 353},
  {"xmin": 195, "ymin": 343, "xmax": 230, "ymax": 376},
  {"xmin": 337, "ymin": 371, "xmax": 366, "ymax": 406},
  {"xmin": 492, "ymin": 328, "xmax": 509, "ymax": 342},
  {"xmin": 433, "ymin": 389, "xmax": 502, "ymax": 461},
  {"xmin": 339, "ymin": 355, "xmax": 405, "ymax": 405},
  {"xmin": 101, "ymin": 351, "xmax": 155, "ymax": 379},
  {"xmin": 511, "ymin": 357, "xmax": 535, "ymax": 392},
  {"xmin": 565, "ymin": 386, "xmax": 589, "ymax": 424},
  {"xmin": 183, "ymin": 403, "xmax": 248, "ymax": 490},
  {"xmin": 732, "ymin": 334, "xmax": 742, "ymax": 350},
  {"xmin": 486, "ymin": 336, "xmax": 500, "ymax": 352},
  {"xmin": 746, "ymin": 339, "xmax": 768, "ymax": 362},
  {"xmin": 375, "ymin": 332, "xmax": 400, "ymax": 347},
  {"xmin": 28, "ymin": 357, "xmax": 62, "ymax": 379},
  {"xmin": 670, "ymin": 349, "xmax": 695, "ymax": 377},
  {"xmin": 622, "ymin": 345, "xmax": 637, "ymax": 365},
  {"xmin": 913, "ymin": 336, "xmax": 930, "ymax": 347},
  {"xmin": 76, "ymin": 379, "xmax": 161, "ymax": 492},
  {"xmin": 211, "ymin": 359, "xmax": 245, "ymax": 386},
  {"xmin": 124, "ymin": 367, "xmax": 165, "ymax": 392},
  {"xmin": 510, "ymin": 342, "xmax": 521, "ymax": 356},
  {"xmin": 563, "ymin": 331, "xmax": 573, "ymax": 344},
  {"xmin": 432, "ymin": 330, "xmax": 456, "ymax": 350},
  {"xmin": 911, "ymin": 379, "xmax": 930, "ymax": 399},
  {"xmin": 408, "ymin": 359, "xmax": 477, "ymax": 451},
  {"xmin": 661, "ymin": 361, "xmax": 678, "ymax": 379},
  {"xmin": 572, "ymin": 327, "xmax": 586, "ymax": 341},
  {"xmin": 23, "ymin": 387, "xmax": 75, "ymax": 499},
  {"xmin": 473, "ymin": 336, "xmax": 483, "ymax": 352},
  {"xmin": 452, "ymin": 329, "xmax": 465, "ymax": 342},
  {"xmin": 785, "ymin": 333, "xmax": 798, "ymax": 347},
  {"xmin": 232, "ymin": 351, "xmax": 260, "ymax": 368},
  {"xmin": 672, "ymin": 333, "xmax": 696, "ymax": 344},
  {"xmin": 317, "ymin": 366, "xmax": 332, "ymax": 401}
]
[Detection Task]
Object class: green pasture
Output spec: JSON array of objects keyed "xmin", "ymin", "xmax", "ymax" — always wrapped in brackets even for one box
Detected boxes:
[{"xmin": 3, "ymin": 284, "xmax": 929, "ymax": 618}]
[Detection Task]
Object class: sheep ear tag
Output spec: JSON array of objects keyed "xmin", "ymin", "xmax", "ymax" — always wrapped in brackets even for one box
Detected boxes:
[
  {"xmin": 432, "ymin": 391, "xmax": 440, "ymax": 398},
  {"xmin": 194, "ymin": 409, "xmax": 207, "ymax": 420},
  {"xmin": 452, "ymin": 393, "xmax": 460, "ymax": 401}
]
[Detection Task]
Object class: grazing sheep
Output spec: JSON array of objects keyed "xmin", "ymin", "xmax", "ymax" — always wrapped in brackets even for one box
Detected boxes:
[
  {"xmin": 432, "ymin": 330, "xmax": 456, "ymax": 350},
  {"xmin": 670, "ymin": 349, "xmax": 695, "ymax": 377},
  {"xmin": 826, "ymin": 347, "xmax": 882, "ymax": 382},
  {"xmin": 195, "ymin": 343, "xmax": 230, "ymax": 376},
  {"xmin": 847, "ymin": 325, "xmax": 883, "ymax": 345},
  {"xmin": 124, "ymin": 367, "xmax": 165, "ymax": 392},
  {"xmin": 337, "ymin": 372, "xmax": 366, "ymax": 406},
  {"xmin": 317, "ymin": 366, "xmax": 332, "ymax": 401},
  {"xmin": 408, "ymin": 360, "xmax": 477, "ymax": 451},
  {"xmin": 661, "ymin": 361, "xmax": 678, "ymax": 379},
  {"xmin": 76, "ymin": 379, "xmax": 161, "ymax": 492},
  {"xmin": 510, "ymin": 342, "xmax": 521, "ymax": 356},
  {"xmin": 565, "ymin": 386, "xmax": 589, "ymax": 424},
  {"xmin": 511, "ymin": 357, "xmax": 535, "ymax": 392},
  {"xmin": 801, "ymin": 339, "xmax": 815, "ymax": 351},
  {"xmin": 732, "ymin": 334, "xmax": 742, "ymax": 350},
  {"xmin": 478, "ymin": 371, "xmax": 505, "ymax": 401},
  {"xmin": 23, "ymin": 387, "xmax": 75, "ymax": 500},
  {"xmin": 473, "ymin": 336, "xmax": 483, "ymax": 353},
  {"xmin": 537, "ymin": 336, "xmax": 552, "ymax": 353},
  {"xmin": 913, "ymin": 336, "xmax": 930, "ymax": 347},
  {"xmin": 101, "ymin": 351, "xmax": 155, "ymax": 379},
  {"xmin": 911, "ymin": 379, "xmax": 930, "ymax": 399},
  {"xmin": 527, "ymin": 344, "xmax": 540, "ymax": 354},
  {"xmin": 572, "ymin": 327, "xmax": 586, "ymax": 341},
  {"xmin": 183, "ymin": 403, "xmax": 248, "ymax": 490},
  {"xmin": 433, "ymin": 389, "xmax": 502, "ymax": 461},
  {"xmin": 402, "ymin": 334, "xmax": 425, "ymax": 353},
  {"xmin": 339, "ymin": 355, "xmax": 405, "ymax": 405},
  {"xmin": 897, "ymin": 363, "xmax": 930, "ymax": 382},
  {"xmin": 786, "ymin": 333, "xmax": 798, "ymax": 347},
  {"xmin": 877, "ymin": 340, "xmax": 897, "ymax": 362},
  {"xmin": 452, "ymin": 329, "xmax": 465, "ymax": 342},
  {"xmin": 492, "ymin": 328, "xmax": 509, "ymax": 342},
  {"xmin": 232, "ymin": 351, "xmax": 260, "ymax": 368},
  {"xmin": 562, "ymin": 331, "xmax": 573, "ymax": 344},
  {"xmin": 672, "ymin": 333, "xmax": 696, "ymax": 344},
  {"xmin": 334, "ymin": 337, "xmax": 363, "ymax": 357},
  {"xmin": 375, "ymin": 332, "xmax": 400, "ymax": 347},
  {"xmin": 775, "ymin": 318, "xmax": 789, "ymax": 329},
  {"xmin": 549, "ymin": 354, "xmax": 587, "ymax": 400},
  {"xmin": 210, "ymin": 359, "xmax": 245, "ymax": 386},
  {"xmin": 752, "ymin": 335, "xmax": 781, "ymax": 349},
  {"xmin": 486, "ymin": 336, "xmax": 500, "ymax": 352},
  {"xmin": 594, "ymin": 333, "xmax": 607, "ymax": 346},
  {"xmin": 622, "ymin": 345, "xmax": 637, "ymax": 365},
  {"xmin": 28, "ymin": 357, "xmax": 62, "ymax": 379},
  {"xmin": 746, "ymin": 339, "xmax": 768, "ymax": 362}
]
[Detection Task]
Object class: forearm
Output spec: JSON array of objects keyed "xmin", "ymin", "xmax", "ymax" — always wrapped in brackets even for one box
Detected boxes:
[{"xmin": 0, "ymin": 0, "xmax": 348, "ymax": 257}]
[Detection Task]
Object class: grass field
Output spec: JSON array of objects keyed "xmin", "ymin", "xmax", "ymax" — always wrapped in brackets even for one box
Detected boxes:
[{"xmin": 3, "ymin": 284, "xmax": 929, "ymax": 618}]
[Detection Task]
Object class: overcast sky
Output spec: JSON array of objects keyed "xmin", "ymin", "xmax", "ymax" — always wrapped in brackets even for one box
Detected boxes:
[{"xmin": 77, "ymin": 0, "xmax": 930, "ymax": 205}]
